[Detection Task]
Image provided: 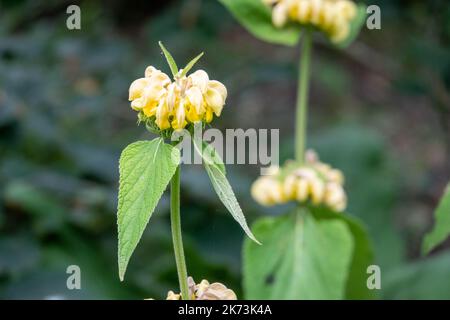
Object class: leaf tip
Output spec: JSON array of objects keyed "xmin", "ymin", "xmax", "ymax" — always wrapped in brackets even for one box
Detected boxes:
[
  {"xmin": 118, "ymin": 268, "xmax": 125, "ymax": 282},
  {"xmin": 248, "ymin": 232, "xmax": 261, "ymax": 245},
  {"xmin": 118, "ymin": 260, "xmax": 126, "ymax": 282},
  {"xmin": 421, "ymin": 239, "xmax": 432, "ymax": 256}
]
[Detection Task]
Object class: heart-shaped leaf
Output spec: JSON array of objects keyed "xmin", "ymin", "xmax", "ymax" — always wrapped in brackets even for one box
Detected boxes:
[{"xmin": 243, "ymin": 208, "xmax": 354, "ymax": 299}]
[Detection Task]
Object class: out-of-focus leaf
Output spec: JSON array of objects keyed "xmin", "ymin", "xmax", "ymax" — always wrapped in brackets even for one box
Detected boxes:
[
  {"xmin": 383, "ymin": 252, "xmax": 450, "ymax": 299},
  {"xmin": 4, "ymin": 180, "xmax": 66, "ymax": 232},
  {"xmin": 311, "ymin": 206, "xmax": 376, "ymax": 299},
  {"xmin": 219, "ymin": 0, "xmax": 302, "ymax": 46},
  {"xmin": 422, "ymin": 184, "xmax": 450, "ymax": 255},
  {"xmin": 117, "ymin": 138, "xmax": 180, "ymax": 281},
  {"xmin": 243, "ymin": 209, "xmax": 353, "ymax": 299}
]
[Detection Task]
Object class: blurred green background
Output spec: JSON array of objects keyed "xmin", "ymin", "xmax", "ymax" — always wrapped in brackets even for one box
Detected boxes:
[{"xmin": 1, "ymin": 0, "xmax": 449, "ymax": 299}]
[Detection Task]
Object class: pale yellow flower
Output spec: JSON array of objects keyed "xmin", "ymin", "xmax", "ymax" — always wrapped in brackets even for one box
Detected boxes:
[
  {"xmin": 295, "ymin": 179, "xmax": 309, "ymax": 201},
  {"xmin": 251, "ymin": 149, "xmax": 347, "ymax": 211},
  {"xmin": 263, "ymin": 0, "xmax": 358, "ymax": 44},
  {"xmin": 128, "ymin": 66, "xmax": 227, "ymax": 131},
  {"xmin": 251, "ymin": 176, "xmax": 285, "ymax": 206}
]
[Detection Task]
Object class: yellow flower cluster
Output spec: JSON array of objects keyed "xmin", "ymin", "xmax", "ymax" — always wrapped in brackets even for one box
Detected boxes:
[
  {"xmin": 251, "ymin": 150, "xmax": 347, "ymax": 211},
  {"xmin": 166, "ymin": 277, "xmax": 237, "ymax": 300},
  {"xmin": 129, "ymin": 66, "xmax": 227, "ymax": 131},
  {"xmin": 263, "ymin": 0, "xmax": 358, "ymax": 43}
]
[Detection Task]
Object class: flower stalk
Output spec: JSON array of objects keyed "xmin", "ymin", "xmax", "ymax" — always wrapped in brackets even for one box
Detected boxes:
[
  {"xmin": 295, "ymin": 29, "xmax": 312, "ymax": 163},
  {"xmin": 170, "ymin": 166, "xmax": 190, "ymax": 300}
]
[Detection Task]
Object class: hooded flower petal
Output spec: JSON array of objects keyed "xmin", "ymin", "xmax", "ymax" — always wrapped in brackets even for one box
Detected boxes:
[
  {"xmin": 145, "ymin": 66, "xmax": 157, "ymax": 78},
  {"xmin": 189, "ymin": 70, "xmax": 210, "ymax": 93},
  {"xmin": 205, "ymin": 88, "xmax": 225, "ymax": 116},
  {"xmin": 131, "ymin": 97, "xmax": 146, "ymax": 111},
  {"xmin": 186, "ymin": 86, "xmax": 204, "ymax": 115},
  {"xmin": 129, "ymin": 78, "xmax": 150, "ymax": 101},
  {"xmin": 208, "ymin": 80, "xmax": 227, "ymax": 102}
]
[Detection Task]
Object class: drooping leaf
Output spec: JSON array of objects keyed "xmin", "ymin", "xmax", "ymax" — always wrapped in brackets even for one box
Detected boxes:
[
  {"xmin": 117, "ymin": 138, "xmax": 180, "ymax": 280},
  {"xmin": 422, "ymin": 184, "xmax": 450, "ymax": 255},
  {"xmin": 193, "ymin": 138, "xmax": 226, "ymax": 174},
  {"xmin": 219, "ymin": 0, "xmax": 302, "ymax": 46},
  {"xmin": 310, "ymin": 206, "xmax": 376, "ymax": 299},
  {"xmin": 335, "ymin": 4, "xmax": 367, "ymax": 48},
  {"xmin": 203, "ymin": 158, "xmax": 259, "ymax": 244},
  {"xmin": 243, "ymin": 209, "xmax": 353, "ymax": 299},
  {"xmin": 180, "ymin": 52, "xmax": 204, "ymax": 78},
  {"xmin": 158, "ymin": 41, "xmax": 178, "ymax": 77}
]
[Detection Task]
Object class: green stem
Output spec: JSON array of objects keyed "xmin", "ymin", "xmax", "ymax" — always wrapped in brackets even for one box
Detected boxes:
[
  {"xmin": 170, "ymin": 166, "xmax": 190, "ymax": 300},
  {"xmin": 295, "ymin": 29, "xmax": 313, "ymax": 163}
]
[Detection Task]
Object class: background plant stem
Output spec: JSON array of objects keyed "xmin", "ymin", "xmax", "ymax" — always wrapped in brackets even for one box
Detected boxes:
[
  {"xmin": 170, "ymin": 166, "xmax": 190, "ymax": 300},
  {"xmin": 295, "ymin": 30, "xmax": 312, "ymax": 163}
]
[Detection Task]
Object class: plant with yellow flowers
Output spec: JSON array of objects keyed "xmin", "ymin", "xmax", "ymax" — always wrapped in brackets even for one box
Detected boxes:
[
  {"xmin": 221, "ymin": 0, "xmax": 375, "ymax": 299},
  {"xmin": 117, "ymin": 42, "xmax": 257, "ymax": 300},
  {"xmin": 251, "ymin": 150, "xmax": 347, "ymax": 211}
]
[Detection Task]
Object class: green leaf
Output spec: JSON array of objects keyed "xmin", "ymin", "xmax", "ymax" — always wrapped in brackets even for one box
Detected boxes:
[
  {"xmin": 117, "ymin": 138, "xmax": 180, "ymax": 281},
  {"xmin": 158, "ymin": 41, "xmax": 178, "ymax": 77},
  {"xmin": 335, "ymin": 4, "xmax": 367, "ymax": 48},
  {"xmin": 193, "ymin": 138, "xmax": 226, "ymax": 174},
  {"xmin": 219, "ymin": 0, "xmax": 302, "ymax": 46},
  {"xmin": 310, "ymin": 206, "xmax": 376, "ymax": 299},
  {"xmin": 203, "ymin": 158, "xmax": 259, "ymax": 244},
  {"xmin": 180, "ymin": 52, "xmax": 204, "ymax": 78},
  {"xmin": 422, "ymin": 184, "xmax": 450, "ymax": 255},
  {"xmin": 243, "ymin": 209, "xmax": 354, "ymax": 299}
]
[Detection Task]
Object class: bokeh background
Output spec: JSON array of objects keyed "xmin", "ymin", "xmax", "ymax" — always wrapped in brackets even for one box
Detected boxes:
[{"xmin": 1, "ymin": 0, "xmax": 449, "ymax": 299}]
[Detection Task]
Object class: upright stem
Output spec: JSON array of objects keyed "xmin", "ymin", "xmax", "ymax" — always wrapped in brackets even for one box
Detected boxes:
[
  {"xmin": 295, "ymin": 30, "xmax": 313, "ymax": 163},
  {"xmin": 170, "ymin": 166, "xmax": 190, "ymax": 300}
]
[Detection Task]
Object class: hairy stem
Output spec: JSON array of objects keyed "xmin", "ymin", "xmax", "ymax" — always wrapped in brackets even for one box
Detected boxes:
[
  {"xmin": 295, "ymin": 30, "xmax": 313, "ymax": 163},
  {"xmin": 170, "ymin": 166, "xmax": 190, "ymax": 300}
]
